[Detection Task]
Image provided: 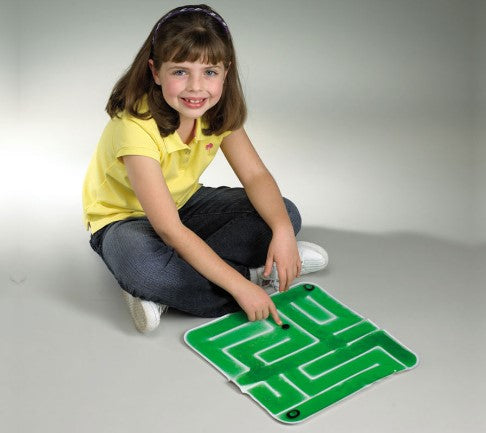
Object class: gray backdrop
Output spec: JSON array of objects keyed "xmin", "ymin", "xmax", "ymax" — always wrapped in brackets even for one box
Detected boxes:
[
  {"xmin": 0, "ymin": 0, "xmax": 484, "ymax": 249},
  {"xmin": 1, "ymin": 1, "xmax": 484, "ymax": 432}
]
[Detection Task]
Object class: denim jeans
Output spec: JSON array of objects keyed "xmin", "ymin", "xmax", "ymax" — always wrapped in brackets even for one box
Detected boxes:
[{"xmin": 89, "ymin": 186, "xmax": 302, "ymax": 317}]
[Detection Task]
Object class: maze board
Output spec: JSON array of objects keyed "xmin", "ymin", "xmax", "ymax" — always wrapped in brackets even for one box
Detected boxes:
[{"xmin": 184, "ymin": 282, "xmax": 418, "ymax": 424}]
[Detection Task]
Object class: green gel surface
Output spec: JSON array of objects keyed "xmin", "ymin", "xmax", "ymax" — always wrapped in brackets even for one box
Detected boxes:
[{"xmin": 184, "ymin": 282, "xmax": 418, "ymax": 424}]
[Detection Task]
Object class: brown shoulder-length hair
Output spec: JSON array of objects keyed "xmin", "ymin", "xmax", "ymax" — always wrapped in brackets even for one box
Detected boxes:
[{"xmin": 106, "ymin": 4, "xmax": 247, "ymax": 137}]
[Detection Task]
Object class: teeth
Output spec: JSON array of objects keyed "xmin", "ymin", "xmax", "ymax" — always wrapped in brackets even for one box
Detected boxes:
[{"xmin": 185, "ymin": 98, "xmax": 204, "ymax": 103}]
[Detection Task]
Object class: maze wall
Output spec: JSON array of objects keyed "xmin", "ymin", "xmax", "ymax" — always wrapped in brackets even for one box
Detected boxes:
[{"xmin": 185, "ymin": 283, "xmax": 418, "ymax": 424}]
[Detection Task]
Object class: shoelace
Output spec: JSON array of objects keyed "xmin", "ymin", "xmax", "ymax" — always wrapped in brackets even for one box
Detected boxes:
[
  {"xmin": 258, "ymin": 259, "xmax": 309, "ymax": 292},
  {"xmin": 260, "ymin": 277, "xmax": 279, "ymax": 291},
  {"xmin": 156, "ymin": 304, "xmax": 169, "ymax": 315}
]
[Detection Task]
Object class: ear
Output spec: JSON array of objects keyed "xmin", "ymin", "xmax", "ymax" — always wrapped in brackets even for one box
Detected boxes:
[
  {"xmin": 224, "ymin": 62, "xmax": 231, "ymax": 80},
  {"xmin": 148, "ymin": 59, "xmax": 161, "ymax": 86}
]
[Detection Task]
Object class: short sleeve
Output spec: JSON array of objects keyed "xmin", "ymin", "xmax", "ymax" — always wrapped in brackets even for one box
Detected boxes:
[{"xmin": 114, "ymin": 118, "xmax": 162, "ymax": 162}]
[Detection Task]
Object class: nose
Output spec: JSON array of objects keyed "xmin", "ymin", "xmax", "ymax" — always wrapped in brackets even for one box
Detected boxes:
[{"xmin": 187, "ymin": 74, "xmax": 202, "ymax": 92}]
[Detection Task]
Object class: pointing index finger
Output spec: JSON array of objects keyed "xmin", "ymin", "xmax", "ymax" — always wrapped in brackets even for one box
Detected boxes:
[{"xmin": 269, "ymin": 301, "xmax": 282, "ymax": 326}]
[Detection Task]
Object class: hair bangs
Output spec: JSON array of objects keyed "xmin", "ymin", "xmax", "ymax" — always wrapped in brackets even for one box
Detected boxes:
[{"xmin": 163, "ymin": 30, "xmax": 229, "ymax": 66}]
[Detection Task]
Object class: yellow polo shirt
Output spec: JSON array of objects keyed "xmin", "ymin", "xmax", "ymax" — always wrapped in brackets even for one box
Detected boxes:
[{"xmin": 82, "ymin": 96, "xmax": 231, "ymax": 234}]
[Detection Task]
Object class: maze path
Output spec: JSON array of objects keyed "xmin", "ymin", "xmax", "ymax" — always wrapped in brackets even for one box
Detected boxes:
[{"xmin": 185, "ymin": 283, "xmax": 418, "ymax": 424}]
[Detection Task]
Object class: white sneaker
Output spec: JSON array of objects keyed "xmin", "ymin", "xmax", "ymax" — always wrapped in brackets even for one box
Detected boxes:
[
  {"xmin": 250, "ymin": 263, "xmax": 280, "ymax": 293},
  {"xmin": 122, "ymin": 290, "xmax": 168, "ymax": 333},
  {"xmin": 250, "ymin": 241, "xmax": 329, "ymax": 292},
  {"xmin": 297, "ymin": 241, "xmax": 329, "ymax": 274}
]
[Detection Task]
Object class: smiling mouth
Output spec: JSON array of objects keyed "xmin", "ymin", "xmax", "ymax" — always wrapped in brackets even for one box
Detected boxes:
[
  {"xmin": 182, "ymin": 98, "xmax": 206, "ymax": 103},
  {"xmin": 180, "ymin": 97, "xmax": 207, "ymax": 109}
]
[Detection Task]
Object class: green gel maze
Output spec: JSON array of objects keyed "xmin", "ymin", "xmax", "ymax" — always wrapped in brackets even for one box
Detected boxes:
[{"xmin": 184, "ymin": 282, "xmax": 418, "ymax": 424}]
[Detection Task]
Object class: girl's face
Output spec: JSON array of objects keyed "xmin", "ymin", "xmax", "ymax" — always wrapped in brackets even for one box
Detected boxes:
[{"xmin": 149, "ymin": 59, "xmax": 228, "ymax": 125}]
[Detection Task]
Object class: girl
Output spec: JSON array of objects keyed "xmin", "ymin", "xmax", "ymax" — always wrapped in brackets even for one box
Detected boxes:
[{"xmin": 82, "ymin": 4, "xmax": 328, "ymax": 333}]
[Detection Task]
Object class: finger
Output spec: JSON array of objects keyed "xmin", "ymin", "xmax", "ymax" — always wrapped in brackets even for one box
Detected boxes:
[
  {"xmin": 277, "ymin": 264, "xmax": 286, "ymax": 292},
  {"xmin": 255, "ymin": 309, "xmax": 262, "ymax": 321},
  {"xmin": 279, "ymin": 271, "xmax": 287, "ymax": 292},
  {"xmin": 248, "ymin": 311, "xmax": 256, "ymax": 322},
  {"xmin": 283, "ymin": 269, "xmax": 290, "ymax": 292},
  {"xmin": 263, "ymin": 255, "xmax": 274, "ymax": 278},
  {"xmin": 290, "ymin": 267, "xmax": 296, "ymax": 284},
  {"xmin": 282, "ymin": 270, "xmax": 289, "ymax": 292},
  {"xmin": 284, "ymin": 268, "xmax": 290, "ymax": 292},
  {"xmin": 279, "ymin": 270, "xmax": 286, "ymax": 292},
  {"xmin": 269, "ymin": 302, "xmax": 282, "ymax": 326}
]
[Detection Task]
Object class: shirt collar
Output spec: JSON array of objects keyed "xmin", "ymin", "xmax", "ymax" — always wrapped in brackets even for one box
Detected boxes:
[
  {"xmin": 136, "ymin": 94, "xmax": 207, "ymax": 154},
  {"xmin": 164, "ymin": 117, "xmax": 205, "ymax": 154}
]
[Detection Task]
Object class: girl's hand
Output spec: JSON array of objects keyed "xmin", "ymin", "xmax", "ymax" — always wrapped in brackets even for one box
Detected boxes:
[
  {"xmin": 264, "ymin": 228, "xmax": 301, "ymax": 292},
  {"xmin": 232, "ymin": 282, "xmax": 282, "ymax": 325}
]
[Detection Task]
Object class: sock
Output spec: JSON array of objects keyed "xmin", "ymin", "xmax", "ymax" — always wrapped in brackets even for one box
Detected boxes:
[{"xmin": 249, "ymin": 267, "xmax": 260, "ymax": 284}]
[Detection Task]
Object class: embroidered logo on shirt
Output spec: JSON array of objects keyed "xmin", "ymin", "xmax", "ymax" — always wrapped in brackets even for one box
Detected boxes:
[{"xmin": 205, "ymin": 142, "xmax": 214, "ymax": 155}]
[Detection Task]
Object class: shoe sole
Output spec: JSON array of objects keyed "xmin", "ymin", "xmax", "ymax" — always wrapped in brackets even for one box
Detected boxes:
[{"xmin": 122, "ymin": 291, "xmax": 160, "ymax": 333}]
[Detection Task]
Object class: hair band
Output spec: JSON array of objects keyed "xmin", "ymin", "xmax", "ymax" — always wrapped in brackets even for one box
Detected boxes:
[{"xmin": 152, "ymin": 7, "xmax": 230, "ymax": 46}]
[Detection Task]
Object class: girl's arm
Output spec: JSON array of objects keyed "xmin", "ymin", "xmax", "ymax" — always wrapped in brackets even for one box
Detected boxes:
[
  {"xmin": 221, "ymin": 128, "xmax": 301, "ymax": 292},
  {"xmin": 122, "ymin": 154, "xmax": 281, "ymax": 325}
]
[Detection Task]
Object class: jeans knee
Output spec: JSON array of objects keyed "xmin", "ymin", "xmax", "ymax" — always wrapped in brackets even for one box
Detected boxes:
[{"xmin": 283, "ymin": 197, "xmax": 302, "ymax": 235}]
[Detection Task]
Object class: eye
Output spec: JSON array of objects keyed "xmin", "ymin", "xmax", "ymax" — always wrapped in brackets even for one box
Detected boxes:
[
  {"xmin": 205, "ymin": 69, "xmax": 218, "ymax": 77},
  {"xmin": 172, "ymin": 69, "xmax": 186, "ymax": 76}
]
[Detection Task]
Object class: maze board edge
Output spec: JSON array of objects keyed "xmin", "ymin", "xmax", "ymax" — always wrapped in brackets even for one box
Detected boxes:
[{"xmin": 184, "ymin": 281, "xmax": 419, "ymax": 424}]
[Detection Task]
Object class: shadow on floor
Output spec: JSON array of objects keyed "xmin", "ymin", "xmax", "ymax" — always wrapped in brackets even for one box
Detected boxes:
[{"xmin": 8, "ymin": 224, "xmax": 481, "ymax": 335}]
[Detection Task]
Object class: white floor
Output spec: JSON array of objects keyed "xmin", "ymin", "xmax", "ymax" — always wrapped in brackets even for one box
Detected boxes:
[{"xmin": 2, "ymin": 226, "xmax": 484, "ymax": 433}]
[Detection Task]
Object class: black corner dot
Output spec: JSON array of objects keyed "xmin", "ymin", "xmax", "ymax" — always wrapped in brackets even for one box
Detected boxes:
[
  {"xmin": 281, "ymin": 324, "xmax": 290, "ymax": 330},
  {"xmin": 286, "ymin": 409, "xmax": 301, "ymax": 419},
  {"xmin": 304, "ymin": 284, "xmax": 315, "ymax": 291}
]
